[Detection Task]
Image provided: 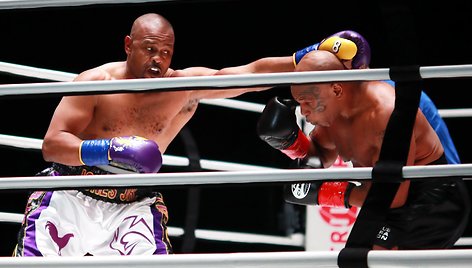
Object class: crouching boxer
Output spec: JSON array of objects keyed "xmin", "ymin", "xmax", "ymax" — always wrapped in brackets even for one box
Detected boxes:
[
  {"xmin": 294, "ymin": 30, "xmax": 461, "ymax": 164},
  {"xmin": 257, "ymin": 97, "xmax": 355, "ymax": 208},
  {"xmin": 14, "ymin": 135, "xmax": 172, "ymax": 256},
  {"xmin": 257, "ymin": 50, "xmax": 470, "ymax": 249}
]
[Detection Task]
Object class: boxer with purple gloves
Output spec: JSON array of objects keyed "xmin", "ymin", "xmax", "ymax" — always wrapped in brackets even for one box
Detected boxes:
[{"xmin": 14, "ymin": 13, "xmax": 303, "ymax": 257}]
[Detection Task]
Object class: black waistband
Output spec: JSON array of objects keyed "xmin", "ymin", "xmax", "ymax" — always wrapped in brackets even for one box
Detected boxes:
[
  {"xmin": 51, "ymin": 163, "xmax": 155, "ymax": 204},
  {"xmin": 429, "ymin": 153, "xmax": 447, "ymax": 165},
  {"xmin": 52, "ymin": 163, "xmax": 113, "ymax": 175}
]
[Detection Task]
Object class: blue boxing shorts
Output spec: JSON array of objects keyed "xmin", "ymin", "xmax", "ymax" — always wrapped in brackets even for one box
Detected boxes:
[{"xmin": 14, "ymin": 163, "xmax": 173, "ymax": 256}]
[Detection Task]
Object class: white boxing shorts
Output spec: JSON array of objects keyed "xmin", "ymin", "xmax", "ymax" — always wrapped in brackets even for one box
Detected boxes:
[{"xmin": 14, "ymin": 190, "xmax": 172, "ymax": 256}]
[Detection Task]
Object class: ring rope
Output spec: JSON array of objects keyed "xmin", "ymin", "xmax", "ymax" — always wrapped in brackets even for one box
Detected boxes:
[
  {"xmin": 0, "ymin": 61, "xmax": 267, "ymax": 113},
  {"xmin": 0, "ymin": 249, "xmax": 472, "ymax": 268},
  {"xmin": 2, "ymin": 209, "xmax": 470, "ymax": 247},
  {"xmin": 2, "ymin": 6, "xmax": 470, "ymax": 265},
  {"xmin": 0, "ymin": 164, "xmax": 471, "ymax": 190},
  {"xmin": 0, "ymin": 0, "xmax": 170, "ymax": 10},
  {"xmin": 2, "ymin": 138, "xmax": 472, "ymax": 248},
  {"xmin": 1, "ymin": 64, "xmax": 472, "ymax": 97},
  {"xmin": 0, "ymin": 61, "xmax": 76, "ymax": 82},
  {"xmin": 0, "ymin": 134, "xmax": 276, "ymax": 171},
  {"xmin": 2, "ymin": 61, "xmax": 471, "ymax": 116},
  {"xmin": 0, "ymin": 211, "xmax": 305, "ymax": 247},
  {"xmin": 437, "ymin": 108, "xmax": 472, "ymax": 118},
  {"xmin": 3, "ymin": 65, "xmax": 472, "ymax": 253}
]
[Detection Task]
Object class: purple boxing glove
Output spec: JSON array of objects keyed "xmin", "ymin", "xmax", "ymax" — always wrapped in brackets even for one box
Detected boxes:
[
  {"xmin": 293, "ymin": 30, "xmax": 371, "ymax": 69},
  {"xmin": 79, "ymin": 136, "xmax": 162, "ymax": 173},
  {"xmin": 332, "ymin": 30, "xmax": 371, "ymax": 69}
]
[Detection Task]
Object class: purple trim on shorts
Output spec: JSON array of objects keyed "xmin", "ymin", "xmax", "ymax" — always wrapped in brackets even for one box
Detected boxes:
[
  {"xmin": 22, "ymin": 191, "xmax": 54, "ymax": 256},
  {"xmin": 151, "ymin": 206, "xmax": 168, "ymax": 255}
]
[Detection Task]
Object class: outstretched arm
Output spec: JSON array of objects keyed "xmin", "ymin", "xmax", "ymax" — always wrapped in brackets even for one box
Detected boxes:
[{"xmin": 191, "ymin": 56, "xmax": 294, "ymax": 100}]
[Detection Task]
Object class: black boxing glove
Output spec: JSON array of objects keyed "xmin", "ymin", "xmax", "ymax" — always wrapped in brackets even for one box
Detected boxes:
[{"xmin": 257, "ymin": 97, "xmax": 310, "ymax": 160}]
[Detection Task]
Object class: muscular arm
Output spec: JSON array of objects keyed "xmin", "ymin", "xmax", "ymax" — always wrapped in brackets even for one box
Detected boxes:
[
  {"xmin": 190, "ymin": 56, "xmax": 294, "ymax": 100},
  {"xmin": 41, "ymin": 69, "xmax": 105, "ymax": 166}
]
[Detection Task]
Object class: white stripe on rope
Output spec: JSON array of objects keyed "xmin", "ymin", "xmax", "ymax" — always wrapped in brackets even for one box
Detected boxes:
[
  {"xmin": 1, "ymin": 249, "xmax": 472, "ymax": 268},
  {"xmin": 0, "ymin": 134, "xmax": 276, "ymax": 171},
  {"xmin": 0, "ymin": 61, "xmax": 269, "ymax": 113},
  {"xmin": 0, "ymin": 212, "xmax": 22, "ymax": 223},
  {"xmin": 0, "ymin": 164, "xmax": 471, "ymax": 190},
  {"xmin": 2, "ymin": 61, "xmax": 472, "ymax": 117},
  {"xmin": 439, "ymin": 108, "xmax": 472, "ymax": 118},
  {"xmin": 0, "ymin": 0, "xmax": 171, "ymax": 10},
  {"xmin": 199, "ymin": 98, "xmax": 266, "ymax": 113},
  {"xmin": 0, "ymin": 61, "xmax": 76, "ymax": 81},
  {"xmin": 1, "ymin": 64, "xmax": 472, "ymax": 97},
  {"xmin": 0, "ymin": 210, "xmax": 305, "ymax": 246}
]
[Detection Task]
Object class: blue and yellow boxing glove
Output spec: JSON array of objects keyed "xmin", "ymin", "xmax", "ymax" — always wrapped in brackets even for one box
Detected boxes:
[
  {"xmin": 79, "ymin": 136, "xmax": 162, "ymax": 173},
  {"xmin": 293, "ymin": 30, "xmax": 371, "ymax": 69}
]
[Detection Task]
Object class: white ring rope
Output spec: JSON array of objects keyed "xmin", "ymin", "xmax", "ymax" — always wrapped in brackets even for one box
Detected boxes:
[
  {"xmin": 2, "ymin": 61, "xmax": 471, "ymax": 117},
  {"xmin": 1, "ymin": 209, "xmax": 467, "ymax": 247},
  {"xmin": 438, "ymin": 108, "xmax": 472, "ymax": 118},
  {"xmin": 0, "ymin": 61, "xmax": 76, "ymax": 81},
  {"xmin": 0, "ymin": 249, "xmax": 472, "ymax": 268},
  {"xmin": 0, "ymin": 164, "xmax": 471, "ymax": 190},
  {"xmin": 1, "ymin": 64, "xmax": 472, "ymax": 97},
  {"xmin": 0, "ymin": 134, "xmax": 276, "ymax": 171},
  {"xmin": 1, "ymin": 8, "xmax": 471, "ymax": 266},
  {"xmin": 0, "ymin": 0, "xmax": 171, "ymax": 10},
  {"xmin": 0, "ymin": 211, "xmax": 305, "ymax": 247},
  {"xmin": 2, "ymin": 64, "xmax": 472, "ymax": 254},
  {"xmin": 1, "ymin": 135, "xmax": 471, "ymax": 248},
  {"xmin": 0, "ymin": 61, "xmax": 268, "ymax": 113}
]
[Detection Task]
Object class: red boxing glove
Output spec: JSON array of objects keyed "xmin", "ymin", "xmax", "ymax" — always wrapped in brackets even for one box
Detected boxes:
[
  {"xmin": 284, "ymin": 181, "xmax": 354, "ymax": 208},
  {"xmin": 317, "ymin": 181, "xmax": 353, "ymax": 207}
]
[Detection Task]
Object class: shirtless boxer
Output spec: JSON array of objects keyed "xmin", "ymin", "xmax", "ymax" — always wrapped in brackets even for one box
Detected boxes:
[
  {"xmin": 293, "ymin": 30, "xmax": 461, "ymax": 164},
  {"xmin": 257, "ymin": 50, "xmax": 470, "ymax": 249},
  {"xmin": 13, "ymin": 13, "xmax": 301, "ymax": 257}
]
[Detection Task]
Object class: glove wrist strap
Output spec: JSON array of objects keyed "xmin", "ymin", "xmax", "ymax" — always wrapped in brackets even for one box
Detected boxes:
[
  {"xmin": 79, "ymin": 139, "xmax": 111, "ymax": 166},
  {"xmin": 281, "ymin": 129, "xmax": 310, "ymax": 159},
  {"xmin": 317, "ymin": 181, "xmax": 353, "ymax": 208}
]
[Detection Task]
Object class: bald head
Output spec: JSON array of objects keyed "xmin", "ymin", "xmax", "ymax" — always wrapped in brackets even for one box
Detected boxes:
[
  {"xmin": 296, "ymin": 50, "xmax": 346, "ymax": 72},
  {"xmin": 130, "ymin": 13, "xmax": 174, "ymax": 41}
]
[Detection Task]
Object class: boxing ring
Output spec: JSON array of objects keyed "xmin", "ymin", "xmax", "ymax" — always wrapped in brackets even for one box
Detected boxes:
[
  {"xmin": 2, "ymin": 0, "xmax": 472, "ymax": 267},
  {"xmin": 2, "ymin": 59, "xmax": 472, "ymax": 266}
]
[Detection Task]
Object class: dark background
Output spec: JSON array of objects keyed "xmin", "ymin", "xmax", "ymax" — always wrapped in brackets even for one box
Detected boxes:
[{"xmin": 1, "ymin": 0, "xmax": 472, "ymax": 255}]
